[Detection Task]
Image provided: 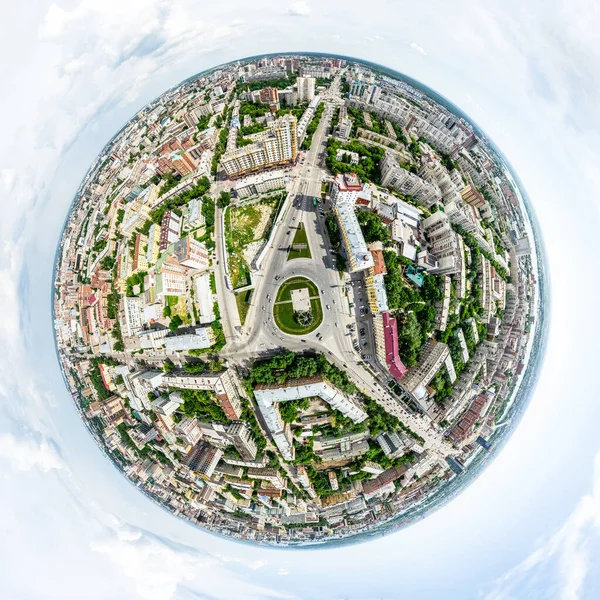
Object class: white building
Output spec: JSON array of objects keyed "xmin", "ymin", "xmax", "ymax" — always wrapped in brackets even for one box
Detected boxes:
[
  {"xmin": 296, "ymin": 76, "xmax": 316, "ymax": 103},
  {"xmin": 221, "ymin": 115, "xmax": 298, "ymax": 178},
  {"xmin": 331, "ymin": 173, "xmax": 375, "ymax": 272},
  {"xmin": 163, "ymin": 327, "xmax": 215, "ymax": 351},
  {"xmin": 380, "ymin": 152, "xmax": 441, "ymax": 207},
  {"xmin": 123, "ymin": 296, "xmax": 144, "ymax": 337},
  {"xmin": 233, "ymin": 171, "xmax": 286, "ymax": 199},
  {"xmin": 194, "ymin": 272, "xmax": 215, "ymax": 324}
]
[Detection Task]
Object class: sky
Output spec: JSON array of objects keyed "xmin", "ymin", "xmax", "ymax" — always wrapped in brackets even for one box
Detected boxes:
[{"xmin": 1, "ymin": 1, "xmax": 600, "ymax": 598}]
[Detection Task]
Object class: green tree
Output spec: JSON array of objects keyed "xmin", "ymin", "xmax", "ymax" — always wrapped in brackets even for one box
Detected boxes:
[{"xmin": 169, "ymin": 315, "xmax": 183, "ymax": 331}]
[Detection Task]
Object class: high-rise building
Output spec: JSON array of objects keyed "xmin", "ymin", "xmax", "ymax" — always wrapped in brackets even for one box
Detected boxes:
[
  {"xmin": 227, "ymin": 422, "xmax": 258, "ymax": 460},
  {"xmin": 330, "ymin": 173, "xmax": 375, "ymax": 272},
  {"xmin": 380, "ymin": 152, "xmax": 441, "ymax": 208},
  {"xmin": 221, "ymin": 115, "xmax": 298, "ymax": 178},
  {"xmin": 184, "ymin": 441, "xmax": 223, "ymax": 478},
  {"xmin": 419, "ymin": 211, "xmax": 463, "ymax": 276},
  {"xmin": 401, "ymin": 340, "xmax": 455, "ymax": 406},
  {"xmin": 159, "ymin": 210, "xmax": 181, "ymax": 251},
  {"xmin": 173, "ymin": 236, "xmax": 209, "ymax": 271},
  {"xmin": 155, "ymin": 254, "xmax": 187, "ymax": 297},
  {"xmin": 296, "ymin": 76, "xmax": 315, "ymax": 103}
]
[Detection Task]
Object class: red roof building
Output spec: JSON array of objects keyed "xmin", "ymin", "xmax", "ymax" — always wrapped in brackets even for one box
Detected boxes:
[
  {"xmin": 382, "ymin": 312, "xmax": 408, "ymax": 381},
  {"xmin": 371, "ymin": 249, "xmax": 387, "ymax": 276}
]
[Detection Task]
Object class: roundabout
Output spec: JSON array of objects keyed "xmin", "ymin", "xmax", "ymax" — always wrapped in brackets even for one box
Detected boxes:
[{"xmin": 273, "ymin": 276, "xmax": 324, "ymax": 335}]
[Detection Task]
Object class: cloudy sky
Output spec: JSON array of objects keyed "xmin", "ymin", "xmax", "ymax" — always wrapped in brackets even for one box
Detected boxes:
[{"xmin": 1, "ymin": 1, "xmax": 600, "ymax": 598}]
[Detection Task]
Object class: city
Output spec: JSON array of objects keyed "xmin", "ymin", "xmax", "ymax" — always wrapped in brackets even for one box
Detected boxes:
[{"xmin": 53, "ymin": 54, "xmax": 538, "ymax": 545}]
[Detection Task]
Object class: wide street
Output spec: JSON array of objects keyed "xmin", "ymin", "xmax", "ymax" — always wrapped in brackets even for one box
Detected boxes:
[{"xmin": 212, "ymin": 73, "xmax": 456, "ymax": 458}]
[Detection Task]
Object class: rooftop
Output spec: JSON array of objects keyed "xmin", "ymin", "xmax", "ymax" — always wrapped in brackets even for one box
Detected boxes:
[
  {"xmin": 334, "ymin": 172, "xmax": 362, "ymax": 192},
  {"xmin": 382, "ymin": 312, "xmax": 408, "ymax": 381}
]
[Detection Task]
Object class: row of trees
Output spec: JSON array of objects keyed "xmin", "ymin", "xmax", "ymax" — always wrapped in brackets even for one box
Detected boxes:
[
  {"xmin": 356, "ymin": 210, "xmax": 390, "ymax": 244},
  {"xmin": 325, "ymin": 138, "xmax": 384, "ymax": 184},
  {"xmin": 238, "ymin": 102, "xmax": 269, "ymax": 118},
  {"xmin": 301, "ymin": 103, "xmax": 325, "ymax": 150},
  {"xmin": 238, "ymin": 74, "xmax": 297, "ymax": 92},
  {"xmin": 180, "ymin": 389, "xmax": 228, "ymax": 422},
  {"xmin": 145, "ymin": 175, "xmax": 211, "ymax": 227},
  {"xmin": 247, "ymin": 352, "xmax": 356, "ymax": 395}
]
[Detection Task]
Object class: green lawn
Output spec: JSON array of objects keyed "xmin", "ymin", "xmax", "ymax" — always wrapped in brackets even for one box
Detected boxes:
[
  {"xmin": 287, "ymin": 223, "xmax": 312, "ymax": 261},
  {"xmin": 235, "ymin": 289, "xmax": 253, "ymax": 326},
  {"xmin": 273, "ymin": 298, "xmax": 323, "ymax": 335},
  {"xmin": 275, "ymin": 276, "xmax": 319, "ymax": 303},
  {"xmin": 273, "ymin": 276, "xmax": 322, "ymax": 335}
]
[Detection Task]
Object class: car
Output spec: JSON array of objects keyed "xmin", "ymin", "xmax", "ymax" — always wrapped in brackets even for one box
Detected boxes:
[
  {"xmin": 332, "ymin": 299, "xmax": 336, "ymax": 304},
  {"xmin": 334, "ymin": 322, "xmax": 338, "ymax": 327},
  {"xmin": 364, "ymin": 355, "xmax": 373, "ymax": 360},
  {"xmin": 262, "ymin": 306, "xmax": 265, "ymax": 311},
  {"xmin": 321, "ymin": 289, "xmax": 325, "ymax": 294},
  {"xmin": 359, "ymin": 328, "xmax": 365, "ymax": 335},
  {"xmin": 326, "ymin": 305, "xmax": 330, "ymax": 310},
  {"xmin": 301, "ymin": 339, "xmax": 307, "ymax": 343}
]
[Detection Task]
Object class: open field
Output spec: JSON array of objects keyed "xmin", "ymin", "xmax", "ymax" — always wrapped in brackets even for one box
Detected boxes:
[
  {"xmin": 287, "ymin": 222, "xmax": 312, "ymax": 261},
  {"xmin": 226, "ymin": 195, "xmax": 283, "ymax": 288}
]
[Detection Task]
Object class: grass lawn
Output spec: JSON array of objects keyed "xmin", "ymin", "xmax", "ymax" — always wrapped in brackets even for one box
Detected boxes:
[
  {"xmin": 235, "ymin": 289, "xmax": 253, "ymax": 326},
  {"xmin": 166, "ymin": 295, "xmax": 179, "ymax": 307},
  {"xmin": 275, "ymin": 276, "xmax": 319, "ymax": 303},
  {"xmin": 273, "ymin": 276, "xmax": 322, "ymax": 335},
  {"xmin": 287, "ymin": 223, "xmax": 312, "ymax": 261},
  {"xmin": 273, "ymin": 297, "xmax": 323, "ymax": 335}
]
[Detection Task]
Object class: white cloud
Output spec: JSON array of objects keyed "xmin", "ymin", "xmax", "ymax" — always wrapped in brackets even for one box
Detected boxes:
[
  {"xmin": 0, "ymin": 432, "xmax": 65, "ymax": 472},
  {"xmin": 410, "ymin": 41, "xmax": 427, "ymax": 55},
  {"xmin": 286, "ymin": 2, "xmax": 311, "ymax": 17},
  {"xmin": 484, "ymin": 451, "xmax": 600, "ymax": 600},
  {"xmin": 1, "ymin": 1, "xmax": 600, "ymax": 600},
  {"xmin": 91, "ymin": 517, "xmax": 297, "ymax": 600}
]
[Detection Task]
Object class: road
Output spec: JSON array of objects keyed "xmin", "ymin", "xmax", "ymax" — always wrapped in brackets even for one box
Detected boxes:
[{"xmin": 212, "ymin": 75, "xmax": 456, "ymax": 458}]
